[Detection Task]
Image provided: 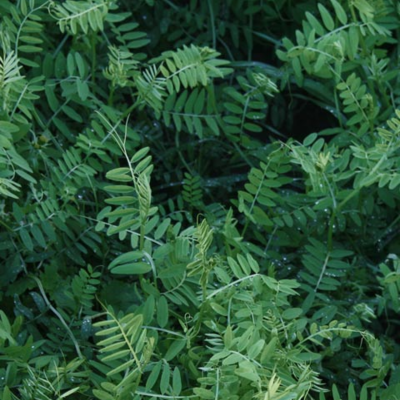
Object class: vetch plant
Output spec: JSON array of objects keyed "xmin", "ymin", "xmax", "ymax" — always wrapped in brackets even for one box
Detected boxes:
[{"xmin": 0, "ymin": 0, "xmax": 400, "ymax": 399}]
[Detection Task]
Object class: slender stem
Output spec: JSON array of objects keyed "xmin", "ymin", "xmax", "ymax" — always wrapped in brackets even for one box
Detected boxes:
[
  {"xmin": 350, "ymin": 6, "xmax": 367, "ymax": 57},
  {"xmin": 0, "ymin": 218, "xmax": 14, "ymax": 232},
  {"xmin": 139, "ymin": 224, "xmax": 145, "ymax": 250},
  {"xmin": 327, "ymin": 189, "xmax": 360, "ymax": 250},
  {"xmin": 135, "ymin": 391, "xmax": 196, "ymax": 399},
  {"xmin": 333, "ymin": 87, "xmax": 343, "ymax": 129},
  {"xmin": 175, "ymin": 130, "xmax": 193, "ymax": 173},
  {"xmin": 241, "ymin": 219, "xmax": 250, "ymax": 238},
  {"xmin": 252, "ymin": 30, "xmax": 282, "ymax": 47},
  {"xmin": 248, "ymin": 14, "xmax": 253, "ymax": 61},
  {"xmin": 121, "ymin": 98, "xmax": 141, "ymax": 119},
  {"xmin": 30, "ymin": 275, "xmax": 84, "ymax": 360},
  {"xmin": 52, "ymin": 34, "xmax": 69, "ymax": 58},
  {"xmin": 77, "ymin": 215, "xmax": 164, "ymax": 246},
  {"xmin": 349, "ymin": 4, "xmax": 376, "ymax": 134},
  {"xmin": 15, "ymin": 0, "xmax": 51, "ymax": 55},
  {"xmin": 143, "ymin": 251, "xmax": 158, "ymax": 287},
  {"xmin": 233, "ymin": 141, "xmax": 254, "ymax": 168},
  {"xmin": 108, "ymin": 85, "xmax": 115, "ymax": 106},
  {"xmin": 338, "ymin": 189, "xmax": 360, "ymax": 211},
  {"xmin": 161, "ymin": 0, "xmax": 179, "ymax": 11},
  {"xmin": 315, "ymin": 251, "xmax": 331, "ymax": 291},
  {"xmin": 327, "ymin": 212, "xmax": 335, "ymax": 251},
  {"xmin": 375, "ymin": 214, "xmax": 400, "ymax": 244},
  {"xmin": 298, "ymin": 327, "xmax": 362, "ymax": 346},
  {"xmin": 191, "ymin": 298, "xmax": 208, "ymax": 338},
  {"xmin": 207, "ymin": 0, "xmax": 216, "ymax": 49},
  {"xmin": 142, "ymin": 326, "xmax": 186, "ymax": 338},
  {"xmin": 91, "ymin": 33, "xmax": 97, "ymax": 84},
  {"xmin": 206, "ymin": 274, "xmax": 260, "ymax": 300},
  {"xmin": 113, "ymin": 313, "xmax": 142, "ymax": 372}
]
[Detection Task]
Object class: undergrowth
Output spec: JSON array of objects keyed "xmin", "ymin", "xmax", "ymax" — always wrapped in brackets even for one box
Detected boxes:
[{"xmin": 1, "ymin": 0, "xmax": 400, "ymax": 399}]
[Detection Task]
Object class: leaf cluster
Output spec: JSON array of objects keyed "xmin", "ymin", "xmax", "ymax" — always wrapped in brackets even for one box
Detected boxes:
[{"xmin": 1, "ymin": 1, "xmax": 400, "ymax": 400}]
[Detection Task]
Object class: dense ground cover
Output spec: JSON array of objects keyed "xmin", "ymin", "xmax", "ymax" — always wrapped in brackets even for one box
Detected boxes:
[{"xmin": 1, "ymin": 0, "xmax": 400, "ymax": 399}]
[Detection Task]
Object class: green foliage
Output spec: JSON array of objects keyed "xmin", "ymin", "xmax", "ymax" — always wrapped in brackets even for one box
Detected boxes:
[
  {"xmin": 49, "ymin": 0, "xmax": 110, "ymax": 34},
  {"xmin": 1, "ymin": 0, "xmax": 400, "ymax": 399},
  {"xmin": 161, "ymin": 88, "xmax": 222, "ymax": 137},
  {"xmin": 155, "ymin": 45, "xmax": 232, "ymax": 94}
]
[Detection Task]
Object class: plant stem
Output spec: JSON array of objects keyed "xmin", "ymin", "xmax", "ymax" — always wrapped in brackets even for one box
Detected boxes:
[
  {"xmin": 207, "ymin": 0, "xmax": 216, "ymax": 49},
  {"xmin": 108, "ymin": 85, "xmax": 115, "ymax": 106},
  {"xmin": 175, "ymin": 130, "xmax": 193, "ymax": 174},
  {"xmin": 122, "ymin": 98, "xmax": 141, "ymax": 119},
  {"xmin": 91, "ymin": 32, "xmax": 96, "ymax": 84},
  {"xmin": 30, "ymin": 275, "xmax": 84, "ymax": 360}
]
